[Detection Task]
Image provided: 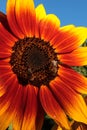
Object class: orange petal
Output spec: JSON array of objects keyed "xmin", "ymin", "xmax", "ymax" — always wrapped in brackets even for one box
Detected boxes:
[
  {"xmin": 40, "ymin": 85, "xmax": 70, "ymax": 129},
  {"xmin": 14, "ymin": 0, "xmax": 36, "ymax": 37},
  {"xmin": 12, "ymin": 85, "xmax": 27, "ymax": 130},
  {"xmin": 35, "ymin": 4, "xmax": 46, "ymax": 37},
  {"xmin": 13, "ymin": 85, "xmax": 37, "ymax": 130},
  {"xmin": 0, "ymin": 76, "xmax": 19, "ymax": 130},
  {"xmin": 0, "ymin": 111, "xmax": 13, "ymax": 130},
  {"xmin": 50, "ymin": 77, "xmax": 87, "ymax": 124},
  {"xmin": 21, "ymin": 85, "xmax": 37, "ymax": 130},
  {"xmin": 6, "ymin": 0, "xmax": 24, "ymax": 38},
  {"xmin": 0, "ymin": 84, "xmax": 5, "ymax": 97},
  {"xmin": 58, "ymin": 65, "xmax": 87, "ymax": 94},
  {"xmin": 58, "ymin": 47, "xmax": 87, "ymax": 66},
  {"xmin": 40, "ymin": 14, "xmax": 60, "ymax": 41},
  {"xmin": 0, "ymin": 75, "xmax": 18, "ymax": 115},
  {"xmin": 51, "ymin": 25, "xmax": 87, "ymax": 53}
]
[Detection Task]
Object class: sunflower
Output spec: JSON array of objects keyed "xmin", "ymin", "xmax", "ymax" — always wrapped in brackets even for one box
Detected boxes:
[{"xmin": 0, "ymin": 0, "xmax": 87, "ymax": 130}]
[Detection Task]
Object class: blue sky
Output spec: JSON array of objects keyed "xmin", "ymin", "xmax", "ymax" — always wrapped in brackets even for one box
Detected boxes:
[{"xmin": 0, "ymin": 0, "xmax": 87, "ymax": 27}]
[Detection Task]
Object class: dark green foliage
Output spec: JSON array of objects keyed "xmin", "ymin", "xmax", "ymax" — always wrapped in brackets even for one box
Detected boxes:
[
  {"xmin": 82, "ymin": 40, "xmax": 87, "ymax": 47},
  {"xmin": 42, "ymin": 117, "xmax": 54, "ymax": 130},
  {"xmin": 72, "ymin": 66, "xmax": 87, "ymax": 77}
]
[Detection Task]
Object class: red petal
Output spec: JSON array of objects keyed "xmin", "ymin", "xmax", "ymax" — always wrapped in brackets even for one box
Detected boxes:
[
  {"xmin": 0, "ymin": 59, "xmax": 13, "ymax": 84},
  {"xmin": 0, "ymin": 12, "xmax": 11, "ymax": 32},
  {"xmin": 40, "ymin": 85, "xmax": 70, "ymax": 129},
  {"xmin": 0, "ymin": 46, "xmax": 11, "ymax": 58},
  {"xmin": 0, "ymin": 23, "xmax": 17, "ymax": 59},
  {"xmin": 0, "ymin": 23, "xmax": 17, "ymax": 46},
  {"xmin": 35, "ymin": 88, "xmax": 44, "ymax": 130}
]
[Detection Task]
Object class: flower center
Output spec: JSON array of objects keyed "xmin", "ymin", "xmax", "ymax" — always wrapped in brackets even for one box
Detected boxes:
[{"xmin": 10, "ymin": 37, "xmax": 58, "ymax": 87}]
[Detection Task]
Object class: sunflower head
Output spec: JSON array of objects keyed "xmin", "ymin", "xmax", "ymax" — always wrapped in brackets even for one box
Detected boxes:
[
  {"xmin": 10, "ymin": 37, "xmax": 58, "ymax": 87},
  {"xmin": 0, "ymin": 0, "xmax": 87, "ymax": 130}
]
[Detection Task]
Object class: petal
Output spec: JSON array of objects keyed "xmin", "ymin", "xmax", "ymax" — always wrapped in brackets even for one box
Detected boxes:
[
  {"xmin": 12, "ymin": 85, "xmax": 27, "ymax": 130},
  {"xmin": 51, "ymin": 25, "xmax": 87, "ymax": 53},
  {"xmin": 0, "ymin": 12, "xmax": 11, "ymax": 32},
  {"xmin": 12, "ymin": 85, "xmax": 38, "ymax": 130},
  {"xmin": 0, "ymin": 75, "xmax": 15, "ymax": 99},
  {"xmin": 14, "ymin": 0, "xmax": 36, "ymax": 37},
  {"xmin": 0, "ymin": 59, "xmax": 16, "ymax": 93},
  {"xmin": 0, "ymin": 45, "xmax": 11, "ymax": 59},
  {"xmin": 58, "ymin": 65, "xmax": 87, "ymax": 94},
  {"xmin": 50, "ymin": 77, "xmax": 87, "ymax": 124},
  {"xmin": 0, "ymin": 76, "xmax": 19, "ymax": 130},
  {"xmin": 14, "ymin": 87, "xmax": 44, "ymax": 130},
  {"xmin": 59, "ymin": 47, "xmax": 87, "ymax": 66},
  {"xmin": 35, "ymin": 4, "xmax": 46, "ymax": 21},
  {"xmin": 40, "ymin": 14, "xmax": 60, "ymax": 41},
  {"xmin": 0, "ymin": 75, "xmax": 18, "ymax": 116},
  {"xmin": 0, "ymin": 84, "xmax": 5, "ymax": 97},
  {"xmin": 0, "ymin": 59, "xmax": 13, "ymax": 91},
  {"xmin": 0, "ymin": 23, "xmax": 17, "ymax": 46},
  {"xmin": 35, "ymin": 4, "xmax": 46, "ymax": 37},
  {"xmin": 21, "ymin": 85, "xmax": 37, "ymax": 130},
  {"xmin": 35, "ymin": 88, "xmax": 44, "ymax": 130},
  {"xmin": 40, "ymin": 85, "xmax": 70, "ymax": 129},
  {"xmin": 6, "ymin": 0, "xmax": 24, "ymax": 38},
  {"xmin": 35, "ymin": 103, "xmax": 44, "ymax": 130},
  {"xmin": 0, "ymin": 23, "xmax": 17, "ymax": 58}
]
